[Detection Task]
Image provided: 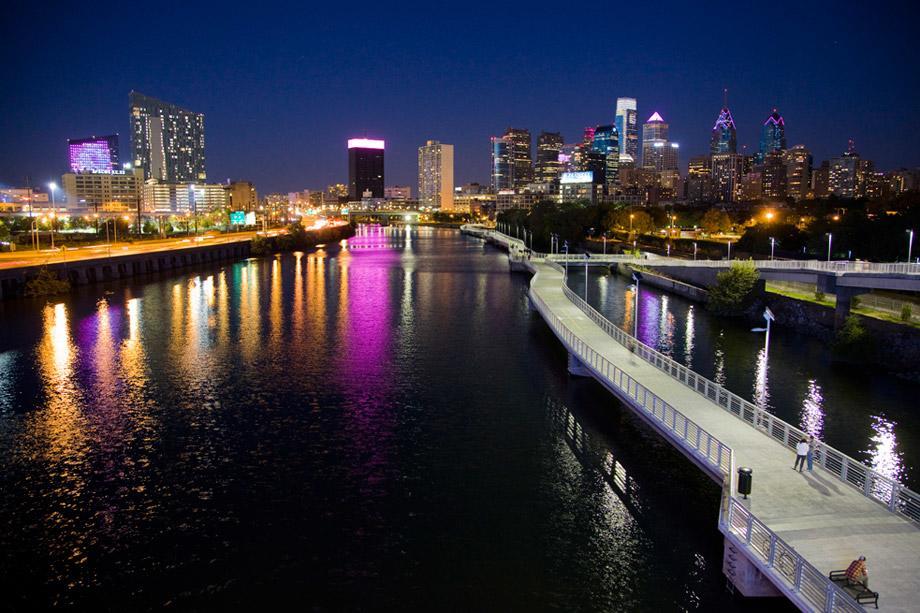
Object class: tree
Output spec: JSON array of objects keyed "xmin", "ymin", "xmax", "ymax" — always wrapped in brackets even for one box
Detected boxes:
[
  {"xmin": 707, "ymin": 261, "xmax": 760, "ymax": 315},
  {"xmin": 701, "ymin": 209, "xmax": 733, "ymax": 235},
  {"xmin": 833, "ymin": 314, "xmax": 874, "ymax": 362}
]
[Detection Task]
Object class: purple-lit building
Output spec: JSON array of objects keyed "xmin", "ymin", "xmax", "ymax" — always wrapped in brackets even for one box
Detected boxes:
[{"xmin": 68, "ymin": 135, "xmax": 120, "ymax": 173}]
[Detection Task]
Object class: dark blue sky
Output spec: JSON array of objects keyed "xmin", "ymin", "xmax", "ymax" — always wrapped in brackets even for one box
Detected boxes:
[{"xmin": 3, "ymin": 1, "xmax": 918, "ymax": 194}]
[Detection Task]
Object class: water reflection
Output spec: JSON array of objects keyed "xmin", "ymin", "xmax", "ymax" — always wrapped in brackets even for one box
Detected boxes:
[
  {"xmin": 752, "ymin": 347, "xmax": 771, "ymax": 412},
  {"xmin": 864, "ymin": 415, "xmax": 906, "ymax": 483},
  {"xmin": 684, "ymin": 307, "xmax": 696, "ymax": 370},
  {"xmin": 800, "ymin": 380, "xmax": 825, "ymax": 439}
]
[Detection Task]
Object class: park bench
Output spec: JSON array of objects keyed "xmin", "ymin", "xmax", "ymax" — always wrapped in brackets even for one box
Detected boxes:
[{"xmin": 829, "ymin": 570, "xmax": 879, "ymax": 608}]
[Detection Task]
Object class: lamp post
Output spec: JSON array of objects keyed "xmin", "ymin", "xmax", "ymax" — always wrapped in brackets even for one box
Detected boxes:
[
  {"xmin": 602, "ymin": 233, "xmax": 607, "ymax": 255},
  {"xmin": 727, "ymin": 241, "xmax": 732, "ymax": 261},
  {"xmin": 770, "ymin": 236, "xmax": 776, "ymax": 260},
  {"xmin": 584, "ymin": 253, "xmax": 589, "ymax": 300},
  {"xmin": 826, "ymin": 232, "xmax": 833, "ymax": 262},
  {"xmin": 48, "ymin": 213, "xmax": 56, "ymax": 250},
  {"xmin": 693, "ymin": 242, "xmax": 698, "ymax": 260},
  {"xmin": 629, "ymin": 213, "xmax": 634, "ymax": 235},
  {"xmin": 752, "ymin": 307, "xmax": 775, "ymax": 353},
  {"xmin": 563, "ymin": 241, "xmax": 569, "ymax": 279},
  {"xmin": 907, "ymin": 229, "xmax": 914, "ymax": 263},
  {"xmin": 632, "ymin": 271, "xmax": 643, "ymax": 338}
]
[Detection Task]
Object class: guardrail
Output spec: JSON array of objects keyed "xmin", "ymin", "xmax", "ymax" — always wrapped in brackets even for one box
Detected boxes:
[
  {"xmin": 557, "ymin": 270, "xmax": 920, "ymax": 524},
  {"xmin": 529, "ymin": 287, "xmax": 732, "ymax": 477},
  {"xmin": 531, "ymin": 264, "xmax": 867, "ymax": 611},
  {"xmin": 720, "ymin": 496, "xmax": 863, "ymax": 613}
]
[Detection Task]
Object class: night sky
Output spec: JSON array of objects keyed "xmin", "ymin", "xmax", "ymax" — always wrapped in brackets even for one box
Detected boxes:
[{"xmin": 4, "ymin": 1, "xmax": 918, "ymax": 194}]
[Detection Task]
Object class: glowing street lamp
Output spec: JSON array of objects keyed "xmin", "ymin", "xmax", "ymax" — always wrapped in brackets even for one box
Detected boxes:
[
  {"xmin": 826, "ymin": 232, "xmax": 833, "ymax": 262},
  {"xmin": 907, "ymin": 229, "xmax": 914, "ymax": 263}
]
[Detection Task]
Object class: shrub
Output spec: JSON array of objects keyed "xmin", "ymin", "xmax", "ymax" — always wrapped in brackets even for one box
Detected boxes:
[
  {"xmin": 25, "ymin": 267, "xmax": 71, "ymax": 297},
  {"xmin": 833, "ymin": 314, "xmax": 873, "ymax": 361},
  {"xmin": 250, "ymin": 235, "xmax": 269, "ymax": 256},
  {"xmin": 902, "ymin": 304, "xmax": 913, "ymax": 322},
  {"xmin": 851, "ymin": 296, "xmax": 861, "ymax": 309},
  {"xmin": 707, "ymin": 261, "xmax": 760, "ymax": 316},
  {"xmin": 815, "ymin": 290, "xmax": 825, "ymax": 302}
]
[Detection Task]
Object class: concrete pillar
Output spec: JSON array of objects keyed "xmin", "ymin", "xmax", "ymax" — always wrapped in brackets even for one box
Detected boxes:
[
  {"xmin": 567, "ymin": 353, "xmax": 593, "ymax": 377},
  {"xmin": 834, "ymin": 287, "xmax": 862, "ymax": 329},
  {"xmin": 722, "ymin": 538, "xmax": 783, "ymax": 598}
]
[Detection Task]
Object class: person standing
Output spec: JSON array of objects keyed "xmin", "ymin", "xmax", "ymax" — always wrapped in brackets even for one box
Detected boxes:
[
  {"xmin": 793, "ymin": 438, "xmax": 808, "ymax": 472},
  {"xmin": 807, "ymin": 435, "xmax": 818, "ymax": 472}
]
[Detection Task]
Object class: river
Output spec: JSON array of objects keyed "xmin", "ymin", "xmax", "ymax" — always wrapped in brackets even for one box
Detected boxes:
[{"xmin": 0, "ymin": 226, "xmax": 805, "ymax": 610}]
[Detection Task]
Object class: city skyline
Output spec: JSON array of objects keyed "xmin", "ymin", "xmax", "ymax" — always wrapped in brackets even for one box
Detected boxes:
[{"xmin": 3, "ymin": 2, "xmax": 918, "ymax": 193}]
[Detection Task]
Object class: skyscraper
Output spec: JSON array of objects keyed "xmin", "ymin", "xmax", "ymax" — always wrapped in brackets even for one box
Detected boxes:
[
  {"xmin": 641, "ymin": 112, "xmax": 679, "ymax": 172},
  {"xmin": 592, "ymin": 125, "xmax": 619, "ymax": 191},
  {"xmin": 503, "ymin": 128, "xmax": 533, "ymax": 189},
  {"xmin": 757, "ymin": 109, "xmax": 786, "ymax": 164},
  {"xmin": 710, "ymin": 93, "xmax": 737, "ymax": 155},
  {"xmin": 418, "ymin": 140, "xmax": 454, "ymax": 210},
  {"xmin": 615, "ymin": 97, "xmax": 638, "ymax": 165},
  {"xmin": 129, "ymin": 91, "xmax": 205, "ymax": 182},
  {"xmin": 784, "ymin": 145, "xmax": 812, "ymax": 201},
  {"xmin": 761, "ymin": 151, "xmax": 788, "ymax": 200},
  {"xmin": 686, "ymin": 155, "xmax": 713, "ymax": 203},
  {"xmin": 711, "ymin": 153, "xmax": 744, "ymax": 202},
  {"xmin": 490, "ymin": 136, "xmax": 512, "ymax": 192},
  {"xmin": 535, "ymin": 132, "xmax": 564, "ymax": 184},
  {"xmin": 347, "ymin": 138, "xmax": 385, "ymax": 199},
  {"xmin": 829, "ymin": 139, "xmax": 873, "ymax": 198},
  {"xmin": 68, "ymin": 135, "xmax": 120, "ymax": 173}
]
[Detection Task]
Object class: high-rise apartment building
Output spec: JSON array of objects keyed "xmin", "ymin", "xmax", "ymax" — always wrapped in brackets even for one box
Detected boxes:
[
  {"xmin": 535, "ymin": 132, "xmax": 564, "ymax": 184},
  {"xmin": 710, "ymin": 105, "xmax": 737, "ymax": 155},
  {"xmin": 761, "ymin": 151, "xmax": 788, "ymax": 200},
  {"xmin": 615, "ymin": 97, "xmax": 638, "ymax": 165},
  {"xmin": 641, "ymin": 113, "xmax": 679, "ymax": 172},
  {"xmin": 347, "ymin": 138, "xmax": 385, "ymax": 199},
  {"xmin": 418, "ymin": 140, "xmax": 454, "ymax": 210},
  {"xmin": 504, "ymin": 128, "xmax": 533, "ymax": 189},
  {"xmin": 829, "ymin": 140, "xmax": 868, "ymax": 198},
  {"xmin": 68, "ymin": 135, "xmax": 120, "ymax": 173},
  {"xmin": 784, "ymin": 145, "xmax": 812, "ymax": 201},
  {"xmin": 711, "ymin": 153, "xmax": 744, "ymax": 202},
  {"xmin": 686, "ymin": 155, "xmax": 713, "ymax": 203},
  {"xmin": 757, "ymin": 109, "xmax": 786, "ymax": 164},
  {"xmin": 129, "ymin": 91, "xmax": 205, "ymax": 182},
  {"xmin": 592, "ymin": 125, "xmax": 619, "ymax": 191}
]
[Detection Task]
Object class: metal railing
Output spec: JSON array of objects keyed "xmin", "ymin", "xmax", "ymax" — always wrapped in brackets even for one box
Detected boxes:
[
  {"xmin": 531, "ymin": 264, "xmax": 869, "ymax": 611},
  {"xmin": 529, "ymin": 287, "xmax": 732, "ymax": 477},
  {"xmin": 720, "ymin": 496, "xmax": 863, "ymax": 613},
  {"xmin": 556, "ymin": 269, "xmax": 920, "ymax": 524}
]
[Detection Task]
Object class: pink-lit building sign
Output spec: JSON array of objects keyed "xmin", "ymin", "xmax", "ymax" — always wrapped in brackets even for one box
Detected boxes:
[
  {"xmin": 68, "ymin": 135, "xmax": 119, "ymax": 173},
  {"xmin": 347, "ymin": 138, "xmax": 385, "ymax": 150}
]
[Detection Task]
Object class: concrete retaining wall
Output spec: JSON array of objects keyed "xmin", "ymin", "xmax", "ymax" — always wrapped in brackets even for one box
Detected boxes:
[{"xmin": 614, "ymin": 263, "xmax": 710, "ymax": 303}]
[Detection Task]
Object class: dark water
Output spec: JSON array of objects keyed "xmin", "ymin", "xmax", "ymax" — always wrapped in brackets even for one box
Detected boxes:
[
  {"xmin": 0, "ymin": 226, "xmax": 789, "ymax": 611},
  {"xmin": 565, "ymin": 265, "xmax": 920, "ymax": 490}
]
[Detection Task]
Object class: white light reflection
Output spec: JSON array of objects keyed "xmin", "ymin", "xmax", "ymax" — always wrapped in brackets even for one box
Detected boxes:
[
  {"xmin": 713, "ymin": 331, "xmax": 726, "ymax": 386},
  {"xmin": 753, "ymin": 347, "xmax": 770, "ymax": 412},
  {"xmin": 684, "ymin": 306, "xmax": 695, "ymax": 369},
  {"xmin": 800, "ymin": 379, "xmax": 825, "ymax": 439},
  {"xmin": 864, "ymin": 415, "xmax": 906, "ymax": 484}
]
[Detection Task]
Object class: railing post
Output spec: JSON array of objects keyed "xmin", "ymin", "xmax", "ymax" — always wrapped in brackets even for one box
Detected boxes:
[
  {"xmin": 889, "ymin": 484, "xmax": 901, "ymax": 512},
  {"xmin": 824, "ymin": 583, "xmax": 836, "ymax": 612},
  {"xmin": 767, "ymin": 534, "xmax": 777, "ymax": 568},
  {"xmin": 745, "ymin": 513, "xmax": 753, "ymax": 544},
  {"xmin": 717, "ymin": 444, "xmax": 723, "ymax": 469},
  {"xmin": 794, "ymin": 558, "xmax": 804, "ymax": 592}
]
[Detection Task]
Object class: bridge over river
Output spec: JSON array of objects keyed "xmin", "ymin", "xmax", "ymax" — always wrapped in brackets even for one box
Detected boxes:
[{"xmin": 463, "ymin": 225, "xmax": 920, "ymax": 612}]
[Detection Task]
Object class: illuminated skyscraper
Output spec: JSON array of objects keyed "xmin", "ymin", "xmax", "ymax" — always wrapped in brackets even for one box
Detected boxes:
[
  {"xmin": 784, "ymin": 145, "xmax": 812, "ymax": 201},
  {"xmin": 535, "ymin": 131, "xmax": 564, "ymax": 184},
  {"xmin": 347, "ymin": 138, "xmax": 385, "ymax": 199},
  {"xmin": 686, "ymin": 155, "xmax": 713, "ymax": 203},
  {"xmin": 615, "ymin": 97, "xmax": 638, "ymax": 165},
  {"xmin": 592, "ymin": 125, "xmax": 619, "ymax": 190},
  {"xmin": 757, "ymin": 109, "xmax": 786, "ymax": 164},
  {"xmin": 711, "ymin": 153, "xmax": 744, "ymax": 202},
  {"xmin": 129, "ymin": 91, "xmax": 205, "ymax": 182},
  {"xmin": 503, "ymin": 128, "xmax": 533, "ymax": 189},
  {"xmin": 641, "ymin": 112, "xmax": 679, "ymax": 172},
  {"xmin": 490, "ymin": 136, "xmax": 512, "ymax": 192},
  {"xmin": 418, "ymin": 140, "xmax": 454, "ymax": 210},
  {"xmin": 710, "ymin": 92, "xmax": 737, "ymax": 155},
  {"xmin": 68, "ymin": 135, "xmax": 119, "ymax": 173}
]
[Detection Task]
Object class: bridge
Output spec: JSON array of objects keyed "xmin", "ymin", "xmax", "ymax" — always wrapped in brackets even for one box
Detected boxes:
[
  {"xmin": 463, "ymin": 225, "xmax": 920, "ymax": 612},
  {"xmin": 345, "ymin": 209, "xmax": 420, "ymax": 224}
]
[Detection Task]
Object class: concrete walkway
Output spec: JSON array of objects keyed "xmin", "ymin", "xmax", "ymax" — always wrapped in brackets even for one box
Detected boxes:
[{"xmin": 528, "ymin": 260, "xmax": 920, "ymax": 612}]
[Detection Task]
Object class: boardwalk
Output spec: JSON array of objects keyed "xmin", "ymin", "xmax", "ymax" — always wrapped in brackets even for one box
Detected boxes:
[{"xmin": 467, "ymin": 226, "xmax": 920, "ymax": 612}]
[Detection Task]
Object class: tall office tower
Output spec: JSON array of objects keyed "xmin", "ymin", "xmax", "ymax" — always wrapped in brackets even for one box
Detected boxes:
[
  {"xmin": 710, "ymin": 92, "xmax": 737, "ymax": 154},
  {"xmin": 592, "ymin": 125, "xmax": 619, "ymax": 191},
  {"xmin": 418, "ymin": 140, "xmax": 454, "ymax": 210},
  {"xmin": 615, "ymin": 97, "xmax": 638, "ymax": 165},
  {"xmin": 347, "ymin": 138, "xmax": 385, "ymax": 199},
  {"xmin": 503, "ymin": 128, "xmax": 533, "ymax": 189},
  {"xmin": 829, "ymin": 139, "xmax": 874, "ymax": 198},
  {"xmin": 68, "ymin": 135, "xmax": 120, "ymax": 173},
  {"xmin": 129, "ymin": 91, "xmax": 205, "ymax": 182},
  {"xmin": 757, "ymin": 109, "xmax": 786, "ymax": 164},
  {"xmin": 490, "ymin": 136, "xmax": 513, "ymax": 192},
  {"xmin": 687, "ymin": 155, "xmax": 713, "ymax": 203},
  {"xmin": 761, "ymin": 151, "xmax": 788, "ymax": 200},
  {"xmin": 784, "ymin": 145, "xmax": 812, "ymax": 201},
  {"xmin": 535, "ymin": 131, "xmax": 564, "ymax": 184},
  {"xmin": 711, "ymin": 153, "xmax": 744, "ymax": 202},
  {"xmin": 641, "ymin": 113, "xmax": 679, "ymax": 171}
]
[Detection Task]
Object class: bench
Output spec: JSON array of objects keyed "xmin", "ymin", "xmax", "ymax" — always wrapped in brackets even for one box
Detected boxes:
[{"xmin": 829, "ymin": 570, "xmax": 879, "ymax": 608}]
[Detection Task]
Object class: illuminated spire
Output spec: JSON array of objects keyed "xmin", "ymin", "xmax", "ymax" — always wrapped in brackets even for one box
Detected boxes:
[{"xmin": 647, "ymin": 111, "xmax": 664, "ymax": 123}]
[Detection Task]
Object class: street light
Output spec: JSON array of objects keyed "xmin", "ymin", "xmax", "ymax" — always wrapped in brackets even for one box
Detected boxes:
[
  {"xmin": 751, "ymin": 307, "xmax": 775, "ymax": 353},
  {"xmin": 629, "ymin": 213, "xmax": 634, "ymax": 234},
  {"xmin": 826, "ymin": 232, "xmax": 833, "ymax": 262},
  {"xmin": 632, "ymin": 271, "xmax": 643, "ymax": 337},
  {"xmin": 693, "ymin": 242, "xmax": 698, "ymax": 260},
  {"xmin": 48, "ymin": 182, "xmax": 57, "ymax": 213},
  {"xmin": 907, "ymin": 229, "xmax": 914, "ymax": 263},
  {"xmin": 727, "ymin": 241, "xmax": 732, "ymax": 261},
  {"xmin": 769, "ymin": 236, "xmax": 776, "ymax": 260}
]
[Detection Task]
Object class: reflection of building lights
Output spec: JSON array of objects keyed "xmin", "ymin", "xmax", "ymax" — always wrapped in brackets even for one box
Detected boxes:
[
  {"xmin": 753, "ymin": 347, "xmax": 770, "ymax": 412},
  {"xmin": 865, "ymin": 415, "xmax": 905, "ymax": 484},
  {"xmin": 800, "ymin": 379, "xmax": 825, "ymax": 438}
]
